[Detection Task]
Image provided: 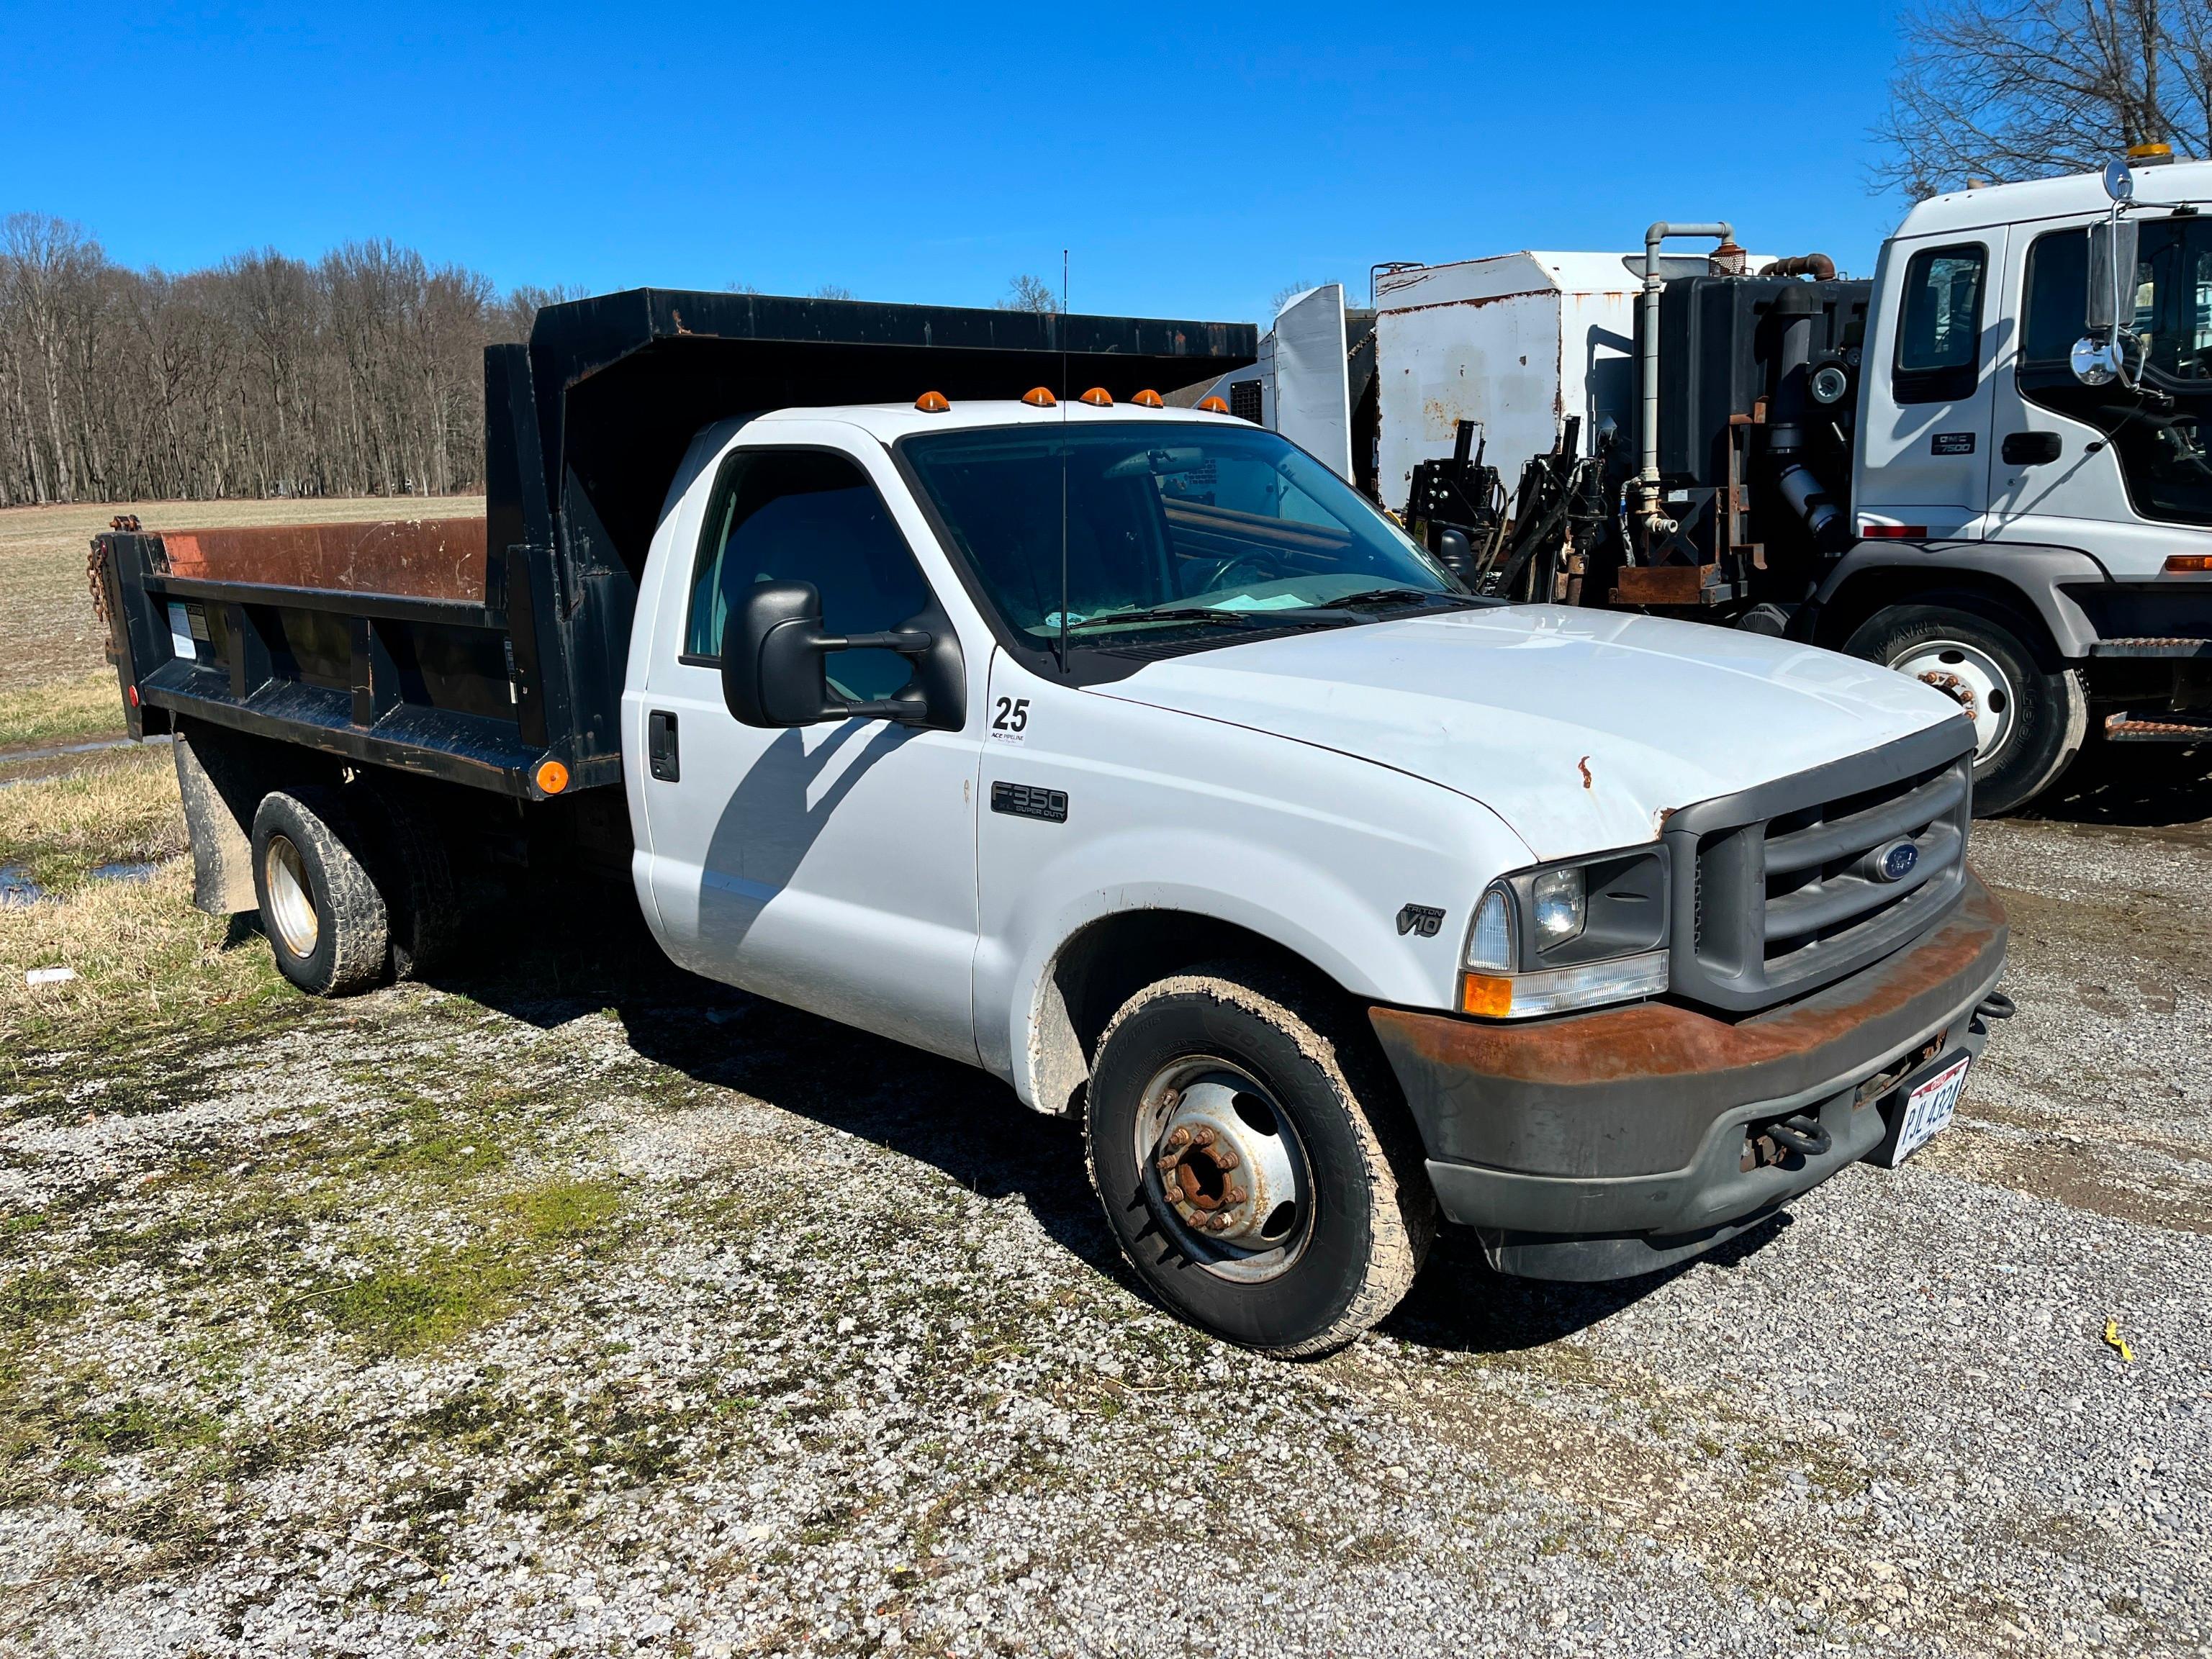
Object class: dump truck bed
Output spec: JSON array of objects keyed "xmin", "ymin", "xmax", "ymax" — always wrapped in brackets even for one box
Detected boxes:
[{"xmin": 94, "ymin": 290, "xmax": 1256, "ymax": 800}]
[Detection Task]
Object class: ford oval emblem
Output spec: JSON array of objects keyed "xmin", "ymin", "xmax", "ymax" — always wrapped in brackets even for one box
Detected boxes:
[{"xmin": 1875, "ymin": 839, "xmax": 1920, "ymax": 882}]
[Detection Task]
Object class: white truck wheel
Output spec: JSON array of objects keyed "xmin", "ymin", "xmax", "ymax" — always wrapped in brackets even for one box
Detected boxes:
[{"xmin": 1846, "ymin": 602, "xmax": 2087, "ymax": 816}]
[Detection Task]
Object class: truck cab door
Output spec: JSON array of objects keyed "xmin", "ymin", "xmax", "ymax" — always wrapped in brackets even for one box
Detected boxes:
[
  {"xmin": 1987, "ymin": 215, "xmax": 2212, "ymax": 578},
  {"xmin": 631, "ymin": 428, "xmax": 985, "ymax": 1064},
  {"xmin": 1856, "ymin": 230, "xmax": 2005, "ymax": 538}
]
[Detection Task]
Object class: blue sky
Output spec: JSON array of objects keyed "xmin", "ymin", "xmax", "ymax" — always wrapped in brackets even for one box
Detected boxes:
[{"xmin": 2, "ymin": 1, "xmax": 1914, "ymax": 323}]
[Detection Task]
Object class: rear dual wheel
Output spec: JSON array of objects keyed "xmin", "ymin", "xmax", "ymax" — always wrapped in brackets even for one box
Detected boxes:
[
  {"xmin": 1083, "ymin": 966, "xmax": 1434, "ymax": 1357},
  {"xmin": 250, "ymin": 784, "xmax": 461, "ymax": 997}
]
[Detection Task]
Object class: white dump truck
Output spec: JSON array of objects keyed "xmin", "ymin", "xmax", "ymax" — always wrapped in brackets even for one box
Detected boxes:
[{"xmin": 96, "ymin": 291, "xmax": 2010, "ymax": 1355}]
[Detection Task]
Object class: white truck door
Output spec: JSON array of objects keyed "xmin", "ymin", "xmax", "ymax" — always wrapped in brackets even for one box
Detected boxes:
[
  {"xmin": 1273, "ymin": 284, "xmax": 1355, "ymax": 482},
  {"xmin": 1987, "ymin": 214, "xmax": 2212, "ymax": 578},
  {"xmin": 636, "ymin": 432, "xmax": 983, "ymax": 1064},
  {"xmin": 1856, "ymin": 230, "xmax": 2005, "ymax": 538}
]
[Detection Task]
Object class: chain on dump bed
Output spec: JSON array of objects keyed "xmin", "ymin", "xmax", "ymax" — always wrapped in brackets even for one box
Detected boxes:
[{"xmin": 86, "ymin": 515, "xmax": 142, "ymax": 627}]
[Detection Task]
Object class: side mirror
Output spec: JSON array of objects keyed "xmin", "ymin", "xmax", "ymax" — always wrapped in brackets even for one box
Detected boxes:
[
  {"xmin": 1431, "ymin": 525, "xmax": 1474, "ymax": 581},
  {"xmin": 720, "ymin": 580, "xmax": 967, "ymax": 731}
]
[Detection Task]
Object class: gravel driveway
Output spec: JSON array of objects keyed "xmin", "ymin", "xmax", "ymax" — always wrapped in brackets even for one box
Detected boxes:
[{"xmin": 2, "ymin": 751, "xmax": 2207, "ymax": 1658}]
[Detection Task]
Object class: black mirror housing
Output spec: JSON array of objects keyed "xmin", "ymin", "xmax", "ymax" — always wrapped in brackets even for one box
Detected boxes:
[
  {"xmin": 723, "ymin": 581, "xmax": 835, "ymax": 727},
  {"xmin": 721, "ymin": 579, "xmax": 967, "ymax": 732}
]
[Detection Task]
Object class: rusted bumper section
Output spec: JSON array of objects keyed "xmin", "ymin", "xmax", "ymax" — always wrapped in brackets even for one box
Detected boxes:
[{"xmin": 1369, "ymin": 875, "xmax": 2010, "ymax": 1282}]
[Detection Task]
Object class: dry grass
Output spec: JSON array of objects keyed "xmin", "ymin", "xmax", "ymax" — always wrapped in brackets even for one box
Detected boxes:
[
  {"xmin": 0, "ymin": 745, "xmax": 287, "ymax": 1043},
  {"xmin": 0, "ymin": 494, "xmax": 484, "ymax": 695}
]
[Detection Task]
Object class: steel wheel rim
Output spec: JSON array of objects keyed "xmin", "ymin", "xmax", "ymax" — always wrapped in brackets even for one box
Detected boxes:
[
  {"xmin": 1133, "ymin": 1057, "xmax": 1313, "ymax": 1283},
  {"xmin": 262, "ymin": 834, "xmax": 320, "ymax": 959},
  {"xmin": 1892, "ymin": 637, "xmax": 2015, "ymax": 761}
]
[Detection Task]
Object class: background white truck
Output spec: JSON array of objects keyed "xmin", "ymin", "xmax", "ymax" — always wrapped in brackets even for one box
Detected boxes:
[
  {"xmin": 1209, "ymin": 154, "xmax": 2212, "ymax": 815},
  {"xmin": 97, "ymin": 291, "xmax": 2012, "ymax": 1354}
]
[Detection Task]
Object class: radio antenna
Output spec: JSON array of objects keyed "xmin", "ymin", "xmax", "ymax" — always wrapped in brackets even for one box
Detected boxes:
[{"xmin": 1057, "ymin": 247, "xmax": 1070, "ymax": 674}]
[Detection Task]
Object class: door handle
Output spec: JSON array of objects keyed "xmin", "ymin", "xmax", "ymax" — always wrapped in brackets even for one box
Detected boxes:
[
  {"xmin": 648, "ymin": 710, "xmax": 680, "ymax": 782},
  {"xmin": 2001, "ymin": 431, "xmax": 2062, "ymax": 466}
]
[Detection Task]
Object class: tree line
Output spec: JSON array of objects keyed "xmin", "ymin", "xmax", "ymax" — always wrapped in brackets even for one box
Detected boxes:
[
  {"xmin": 0, "ymin": 213, "xmax": 579, "ymax": 507},
  {"xmin": 0, "ymin": 209, "xmax": 1065, "ymax": 510}
]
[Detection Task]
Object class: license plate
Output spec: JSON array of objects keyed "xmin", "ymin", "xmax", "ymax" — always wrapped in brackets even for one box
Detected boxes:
[{"xmin": 1895, "ymin": 1053, "xmax": 1970, "ymax": 1162}]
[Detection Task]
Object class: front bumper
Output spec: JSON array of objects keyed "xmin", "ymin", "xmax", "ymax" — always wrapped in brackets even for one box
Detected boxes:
[{"xmin": 1369, "ymin": 874, "xmax": 2009, "ymax": 1281}]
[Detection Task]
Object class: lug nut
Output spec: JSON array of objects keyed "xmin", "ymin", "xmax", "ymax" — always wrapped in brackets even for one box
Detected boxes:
[
  {"xmin": 1214, "ymin": 1149, "xmax": 1240, "ymax": 1170},
  {"xmin": 1192, "ymin": 1126, "xmax": 1216, "ymax": 1148},
  {"xmin": 1167, "ymin": 1126, "xmax": 1191, "ymax": 1149}
]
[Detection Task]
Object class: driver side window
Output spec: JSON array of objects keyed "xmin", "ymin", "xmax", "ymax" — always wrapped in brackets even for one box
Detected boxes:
[{"xmin": 685, "ymin": 448, "xmax": 932, "ymax": 702}]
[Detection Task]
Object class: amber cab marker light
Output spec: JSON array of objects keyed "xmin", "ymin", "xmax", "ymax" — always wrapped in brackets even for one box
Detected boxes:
[
  {"xmin": 1198, "ymin": 395, "xmax": 1231, "ymax": 414},
  {"xmin": 535, "ymin": 759, "xmax": 570, "ymax": 795},
  {"xmin": 2164, "ymin": 553, "xmax": 2212, "ymax": 574},
  {"xmin": 1021, "ymin": 386, "xmax": 1057, "ymax": 408},
  {"xmin": 1079, "ymin": 387, "xmax": 1114, "ymax": 407},
  {"xmin": 1132, "ymin": 388, "xmax": 1165, "ymax": 408},
  {"xmin": 913, "ymin": 390, "xmax": 951, "ymax": 413}
]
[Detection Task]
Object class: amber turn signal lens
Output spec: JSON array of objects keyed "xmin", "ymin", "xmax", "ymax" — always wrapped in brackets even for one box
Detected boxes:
[
  {"xmin": 1132, "ymin": 388, "xmax": 1165, "ymax": 408},
  {"xmin": 914, "ymin": 390, "xmax": 950, "ymax": 413},
  {"xmin": 1198, "ymin": 395, "xmax": 1230, "ymax": 414},
  {"xmin": 535, "ymin": 759, "xmax": 570, "ymax": 795},
  {"xmin": 1021, "ymin": 386, "xmax": 1057, "ymax": 407},
  {"xmin": 2164, "ymin": 553, "xmax": 2212, "ymax": 573},
  {"xmin": 1079, "ymin": 387, "xmax": 1113, "ymax": 407},
  {"xmin": 1458, "ymin": 973, "xmax": 1513, "ymax": 1018}
]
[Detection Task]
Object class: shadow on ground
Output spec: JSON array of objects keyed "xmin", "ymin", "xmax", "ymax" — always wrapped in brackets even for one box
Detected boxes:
[
  {"xmin": 2023, "ymin": 731, "xmax": 2212, "ymax": 830},
  {"xmin": 415, "ymin": 883, "xmax": 1778, "ymax": 1358}
]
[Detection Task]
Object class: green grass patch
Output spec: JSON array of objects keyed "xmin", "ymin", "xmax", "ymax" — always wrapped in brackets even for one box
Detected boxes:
[
  {"xmin": 317, "ymin": 1175, "xmax": 629, "ymax": 1356},
  {"xmin": 0, "ymin": 670, "xmax": 124, "ymax": 751}
]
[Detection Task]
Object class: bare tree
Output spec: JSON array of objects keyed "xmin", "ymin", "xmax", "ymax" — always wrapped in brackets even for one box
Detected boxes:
[
  {"xmin": 1269, "ymin": 279, "xmax": 1324, "ymax": 313},
  {"xmin": 0, "ymin": 214, "xmax": 582, "ymax": 507},
  {"xmin": 998, "ymin": 274, "xmax": 1061, "ymax": 313},
  {"xmin": 812, "ymin": 284, "xmax": 857, "ymax": 302},
  {"xmin": 1874, "ymin": 0, "xmax": 2212, "ymax": 197}
]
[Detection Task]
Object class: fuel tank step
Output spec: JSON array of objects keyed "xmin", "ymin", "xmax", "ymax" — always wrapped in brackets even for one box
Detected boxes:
[
  {"xmin": 2090, "ymin": 636, "xmax": 2212, "ymax": 658},
  {"xmin": 2104, "ymin": 708, "xmax": 2212, "ymax": 741}
]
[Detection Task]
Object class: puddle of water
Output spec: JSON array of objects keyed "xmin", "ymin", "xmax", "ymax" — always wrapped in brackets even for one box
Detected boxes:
[
  {"xmin": 1, "ymin": 864, "xmax": 45, "ymax": 906},
  {"xmin": 0, "ymin": 733, "xmax": 172, "ymax": 789},
  {"xmin": 91, "ymin": 862, "xmax": 156, "ymax": 884}
]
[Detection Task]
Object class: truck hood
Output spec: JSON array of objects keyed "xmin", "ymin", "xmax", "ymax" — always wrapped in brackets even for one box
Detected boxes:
[{"xmin": 1093, "ymin": 605, "xmax": 1967, "ymax": 859}]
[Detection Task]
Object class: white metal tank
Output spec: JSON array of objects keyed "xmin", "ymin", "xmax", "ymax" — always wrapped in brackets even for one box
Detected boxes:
[{"xmin": 1373, "ymin": 252, "xmax": 1642, "ymax": 512}]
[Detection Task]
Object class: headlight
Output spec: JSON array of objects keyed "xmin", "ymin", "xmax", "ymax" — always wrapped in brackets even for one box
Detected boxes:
[
  {"xmin": 1459, "ymin": 849, "xmax": 1669, "ymax": 1019},
  {"xmin": 1530, "ymin": 867, "xmax": 1585, "ymax": 944}
]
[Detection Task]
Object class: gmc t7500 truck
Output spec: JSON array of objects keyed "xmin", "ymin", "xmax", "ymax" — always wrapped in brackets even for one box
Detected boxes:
[{"xmin": 96, "ymin": 292, "xmax": 2010, "ymax": 1355}]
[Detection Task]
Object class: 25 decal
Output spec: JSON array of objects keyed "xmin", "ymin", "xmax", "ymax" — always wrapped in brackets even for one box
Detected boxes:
[{"xmin": 990, "ymin": 696, "xmax": 1031, "ymax": 736}]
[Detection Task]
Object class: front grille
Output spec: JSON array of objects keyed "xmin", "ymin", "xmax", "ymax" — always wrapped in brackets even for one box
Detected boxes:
[{"xmin": 1663, "ymin": 720, "xmax": 1976, "ymax": 1013}]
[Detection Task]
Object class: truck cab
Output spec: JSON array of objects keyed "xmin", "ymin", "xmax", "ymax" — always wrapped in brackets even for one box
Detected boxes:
[{"xmin": 1836, "ymin": 158, "xmax": 2212, "ymax": 799}]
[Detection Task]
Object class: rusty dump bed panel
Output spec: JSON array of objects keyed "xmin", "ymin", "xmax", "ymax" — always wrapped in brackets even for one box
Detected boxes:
[{"xmin": 157, "ymin": 518, "xmax": 489, "ymax": 604}]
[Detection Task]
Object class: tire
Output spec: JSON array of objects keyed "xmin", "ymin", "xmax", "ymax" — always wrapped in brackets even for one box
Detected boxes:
[
  {"xmin": 250, "ymin": 787, "xmax": 390, "ymax": 997},
  {"xmin": 1844, "ymin": 601, "xmax": 2087, "ymax": 816},
  {"xmin": 356, "ymin": 784, "xmax": 460, "ymax": 980},
  {"xmin": 1083, "ymin": 964, "xmax": 1435, "ymax": 1357}
]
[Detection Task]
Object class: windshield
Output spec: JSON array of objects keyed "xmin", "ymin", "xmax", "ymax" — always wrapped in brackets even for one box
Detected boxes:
[{"xmin": 900, "ymin": 421, "xmax": 1465, "ymax": 648}]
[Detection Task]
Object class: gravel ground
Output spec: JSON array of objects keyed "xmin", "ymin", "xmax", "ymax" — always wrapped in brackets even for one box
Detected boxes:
[{"xmin": 2, "ymin": 746, "xmax": 2208, "ymax": 1658}]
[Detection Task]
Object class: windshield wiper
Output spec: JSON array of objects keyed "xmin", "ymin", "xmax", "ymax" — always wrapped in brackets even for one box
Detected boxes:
[
  {"xmin": 1062, "ymin": 606, "xmax": 1283, "ymax": 633},
  {"xmin": 1324, "ymin": 587, "xmax": 1483, "ymax": 610}
]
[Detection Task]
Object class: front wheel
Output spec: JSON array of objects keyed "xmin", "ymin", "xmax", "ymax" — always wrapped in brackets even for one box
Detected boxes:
[
  {"xmin": 1083, "ymin": 966, "xmax": 1433, "ymax": 1357},
  {"xmin": 1844, "ymin": 602, "xmax": 2087, "ymax": 815}
]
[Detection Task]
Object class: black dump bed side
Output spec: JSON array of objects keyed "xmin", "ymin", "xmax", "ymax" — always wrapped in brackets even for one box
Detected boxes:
[{"xmin": 99, "ymin": 291, "xmax": 1255, "ymax": 799}]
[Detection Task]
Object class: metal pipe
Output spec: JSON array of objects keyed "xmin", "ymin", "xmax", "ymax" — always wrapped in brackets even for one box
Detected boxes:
[
  {"xmin": 1638, "ymin": 221, "xmax": 1735, "ymax": 539},
  {"xmin": 1759, "ymin": 253, "xmax": 1837, "ymax": 281}
]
